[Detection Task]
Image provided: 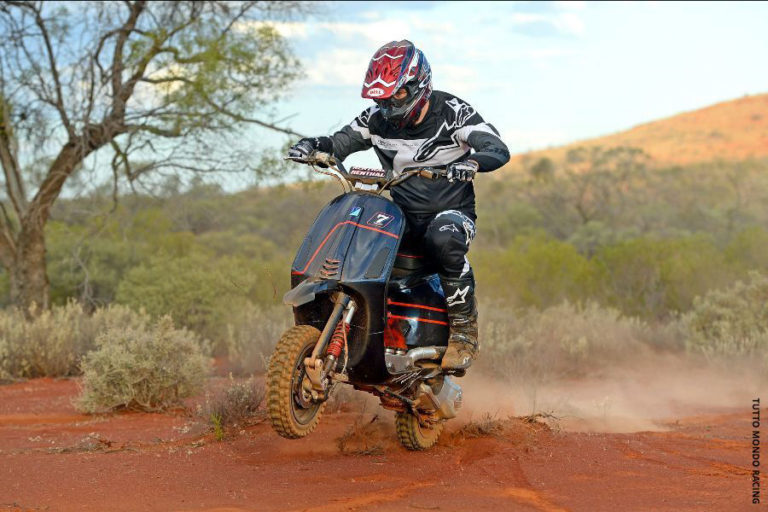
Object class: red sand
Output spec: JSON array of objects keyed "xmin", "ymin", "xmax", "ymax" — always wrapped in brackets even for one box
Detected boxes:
[{"xmin": 0, "ymin": 378, "xmax": 758, "ymax": 511}]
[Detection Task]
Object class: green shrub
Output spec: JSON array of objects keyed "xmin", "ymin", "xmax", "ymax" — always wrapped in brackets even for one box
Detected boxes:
[
  {"xmin": 725, "ymin": 226, "xmax": 768, "ymax": 275},
  {"xmin": 594, "ymin": 235, "xmax": 729, "ymax": 319},
  {"xmin": 475, "ymin": 233, "xmax": 597, "ymax": 309},
  {"xmin": 116, "ymin": 253, "xmax": 285, "ymax": 346},
  {"xmin": 684, "ymin": 272, "xmax": 768, "ymax": 359},
  {"xmin": 77, "ymin": 316, "xmax": 211, "ymax": 413},
  {"xmin": 0, "ymin": 302, "xmax": 148, "ymax": 379}
]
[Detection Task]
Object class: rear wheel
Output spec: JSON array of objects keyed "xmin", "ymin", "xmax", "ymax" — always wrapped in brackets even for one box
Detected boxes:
[
  {"xmin": 395, "ymin": 412, "xmax": 444, "ymax": 451},
  {"xmin": 267, "ymin": 325, "xmax": 326, "ymax": 439}
]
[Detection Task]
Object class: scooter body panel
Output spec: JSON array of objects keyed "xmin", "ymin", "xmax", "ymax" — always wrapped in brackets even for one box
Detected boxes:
[{"xmin": 289, "ymin": 192, "xmax": 404, "ymax": 383}]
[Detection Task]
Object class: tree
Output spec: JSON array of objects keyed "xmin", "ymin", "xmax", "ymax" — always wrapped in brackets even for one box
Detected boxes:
[
  {"xmin": 521, "ymin": 146, "xmax": 650, "ymax": 240},
  {"xmin": 0, "ymin": 1, "xmax": 306, "ymax": 310}
]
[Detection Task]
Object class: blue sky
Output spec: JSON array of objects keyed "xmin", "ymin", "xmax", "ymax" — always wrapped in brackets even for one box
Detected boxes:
[{"xmin": 261, "ymin": 1, "xmax": 768, "ymax": 170}]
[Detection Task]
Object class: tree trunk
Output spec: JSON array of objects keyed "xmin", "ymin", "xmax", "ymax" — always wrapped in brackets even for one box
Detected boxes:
[{"xmin": 9, "ymin": 223, "xmax": 49, "ymax": 313}]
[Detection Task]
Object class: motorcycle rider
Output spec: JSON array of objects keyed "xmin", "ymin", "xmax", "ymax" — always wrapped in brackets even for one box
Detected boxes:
[{"xmin": 288, "ymin": 40, "xmax": 510, "ymax": 371}]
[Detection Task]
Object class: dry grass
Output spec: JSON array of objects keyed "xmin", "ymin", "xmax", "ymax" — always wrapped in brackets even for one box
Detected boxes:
[
  {"xmin": 453, "ymin": 413, "xmax": 508, "ymax": 439},
  {"xmin": 202, "ymin": 377, "xmax": 266, "ymax": 439},
  {"xmin": 335, "ymin": 414, "xmax": 385, "ymax": 456},
  {"xmin": 478, "ymin": 300, "xmax": 652, "ymax": 383},
  {"xmin": 224, "ymin": 304, "xmax": 292, "ymax": 375}
]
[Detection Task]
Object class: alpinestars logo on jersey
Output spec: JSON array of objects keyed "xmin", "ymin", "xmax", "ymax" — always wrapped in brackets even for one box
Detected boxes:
[
  {"xmin": 357, "ymin": 106, "xmax": 377, "ymax": 128},
  {"xmin": 414, "ymin": 98, "xmax": 476, "ymax": 162}
]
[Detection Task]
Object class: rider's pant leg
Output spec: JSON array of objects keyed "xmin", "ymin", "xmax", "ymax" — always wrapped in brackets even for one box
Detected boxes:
[
  {"xmin": 422, "ymin": 210, "xmax": 476, "ymax": 278},
  {"xmin": 422, "ymin": 210, "xmax": 479, "ymax": 369}
]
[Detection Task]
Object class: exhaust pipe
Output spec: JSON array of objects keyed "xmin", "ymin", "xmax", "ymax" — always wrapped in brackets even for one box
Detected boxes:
[{"xmin": 385, "ymin": 346, "xmax": 446, "ymax": 374}]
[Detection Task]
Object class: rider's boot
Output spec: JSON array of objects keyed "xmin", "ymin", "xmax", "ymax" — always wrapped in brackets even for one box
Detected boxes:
[{"xmin": 440, "ymin": 273, "xmax": 478, "ymax": 371}]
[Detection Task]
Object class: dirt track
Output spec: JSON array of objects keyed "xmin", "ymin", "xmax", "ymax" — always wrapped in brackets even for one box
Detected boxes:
[{"xmin": 0, "ymin": 378, "xmax": 759, "ymax": 511}]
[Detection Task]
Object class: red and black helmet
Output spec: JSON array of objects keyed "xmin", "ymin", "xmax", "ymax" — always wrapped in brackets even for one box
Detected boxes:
[{"xmin": 362, "ymin": 40, "xmax": 432, "ymax": 129}]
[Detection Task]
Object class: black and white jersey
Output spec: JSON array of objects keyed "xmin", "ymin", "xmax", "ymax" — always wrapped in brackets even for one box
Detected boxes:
[{"xmin": 327, "ymin": 90, "xmax": 510, "ymax": 216}]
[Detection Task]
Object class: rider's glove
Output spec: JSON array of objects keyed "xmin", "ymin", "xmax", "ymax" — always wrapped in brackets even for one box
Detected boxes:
[
  {"xmin": 446, "ymin": 159, "xmax": 479, "ymax": 183},
  {"xmin": 287, "ymin": 138, "xmax": 318, "ymax": 162},
  {"xmin": 287, "ymin": 137, "xmax": 334, "ymax": 164}
]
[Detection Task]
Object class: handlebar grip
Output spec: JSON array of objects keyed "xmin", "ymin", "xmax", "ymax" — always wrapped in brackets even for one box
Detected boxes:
[
  {"xmin": 419, "ymin": 169, "xmax": 438, "ymax": 180},
  {"xmin": 313, "ymin": 151, "xmax": 336, "ymax": 166}
]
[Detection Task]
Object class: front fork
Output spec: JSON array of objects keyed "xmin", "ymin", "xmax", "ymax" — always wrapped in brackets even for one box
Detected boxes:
[{"xmin": 303, "ymin": 292, "xmax": 355, "ymax": 400}]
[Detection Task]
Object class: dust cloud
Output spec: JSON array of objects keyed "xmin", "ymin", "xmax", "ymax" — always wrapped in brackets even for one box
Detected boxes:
[{"xmin": 456, "ymin": 353, "xmax": 768, "ymax": 433}]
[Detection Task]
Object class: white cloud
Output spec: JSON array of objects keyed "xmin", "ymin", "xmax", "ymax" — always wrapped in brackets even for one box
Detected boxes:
[
  {"xmin": 359, "ymin": 11, "xmax": 383, "ymax": 21},
  {"xmin": 302, "ymin": 48, "xmax": 371, "ymax": 87}
]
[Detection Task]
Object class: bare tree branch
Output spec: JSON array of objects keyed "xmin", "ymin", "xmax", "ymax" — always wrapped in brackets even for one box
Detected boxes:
[
  {"xmin": 26, "ymin": 1, "xmax": 73, "ymax": 138},
  {"xmin": 0, "ymin": 95, "xmax": 27, "ymax": 217},
  {"xmin": 110, "ymin": 0, "xmax": 147, "ymax": 119}
]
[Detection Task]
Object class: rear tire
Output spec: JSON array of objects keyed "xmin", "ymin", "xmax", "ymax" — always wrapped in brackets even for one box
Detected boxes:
[
  {"xmin": 395, "ymin": 412, "xmax": 444, "ymax": 451},
  {"xmin": 267, "ymin": 325, "xmax": 326, "ymax": 439}
]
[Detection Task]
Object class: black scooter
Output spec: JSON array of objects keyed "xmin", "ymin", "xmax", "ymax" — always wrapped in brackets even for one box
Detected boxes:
[{"xmin": 267, "ymin": 152, "xmax": 463, "ymax": 450}]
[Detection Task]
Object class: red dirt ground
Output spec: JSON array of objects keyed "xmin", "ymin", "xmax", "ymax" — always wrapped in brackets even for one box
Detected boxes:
[{"xmin": 0, "ymin": 378, "xmax": 760, "ymax": 511}]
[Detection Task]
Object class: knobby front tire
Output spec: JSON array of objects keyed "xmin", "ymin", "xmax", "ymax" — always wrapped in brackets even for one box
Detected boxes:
[{"xmin": 267, "ymin": 325, "xmax": 327, "ymax": 439}]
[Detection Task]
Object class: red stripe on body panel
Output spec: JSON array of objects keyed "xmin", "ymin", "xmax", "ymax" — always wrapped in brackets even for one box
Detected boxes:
[
  {"xmin": 293, "ymin": 221, "xmax": 399, "ymax": 275},
  {"xmin": 387, "ymin": 314, "xmax": 448, "ymax": 326},
  {"xmin": 386, "ymin": 300, "xmax": 447, "ymax": 313}
]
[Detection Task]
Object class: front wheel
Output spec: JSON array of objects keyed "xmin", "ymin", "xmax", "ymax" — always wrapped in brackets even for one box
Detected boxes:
[
  {"xmin": 267, "ymin": 325, "xmax": 326, "ymax": 439},
  {"xmin": 395, "ymin": 412, "xmax": 444, "ymax": 451}
]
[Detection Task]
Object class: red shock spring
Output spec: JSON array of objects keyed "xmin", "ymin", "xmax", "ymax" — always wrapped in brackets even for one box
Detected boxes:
[{"xmin": 326, "ymin": 321, "xmax": 350, "ymax": 359}]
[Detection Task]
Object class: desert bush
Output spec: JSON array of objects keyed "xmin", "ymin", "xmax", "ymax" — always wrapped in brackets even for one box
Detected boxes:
[
  {"xmin": 204, "ymin": 377, "xmax": 265, "ymax": 439},
  {"xmin": 479, "ymin": 300, "xmax": 649, "ymax": 382},
  {"xmin": 0, "ymin": 302, "xmax": 149, "ymax": 379},
  {"xmin": 684, "ymin": 272, "xmax": 768, "ymax": 360},
  {"xmin": 77, "ymin": 316, "xmax": 211, "ymax": 413},
  {"xmin": 224, "ymin": 303, "xmax": 292, "ymax": 375}
]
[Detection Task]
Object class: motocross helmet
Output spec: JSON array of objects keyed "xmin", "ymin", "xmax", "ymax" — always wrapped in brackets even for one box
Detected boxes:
[{"xmin": 361, "ymin": 40, "xmax": 432, "ymax": 129}]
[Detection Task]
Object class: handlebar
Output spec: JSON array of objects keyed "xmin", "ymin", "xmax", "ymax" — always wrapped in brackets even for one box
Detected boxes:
[{"xmin": 285, "ymin": 151, "xmax": 446, "ymax": 194}]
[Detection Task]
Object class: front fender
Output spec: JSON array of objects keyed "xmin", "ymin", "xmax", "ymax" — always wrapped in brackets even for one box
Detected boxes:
[{"xmin": 283, "ymin": 278, "xmax": 339, "ymax": 307}]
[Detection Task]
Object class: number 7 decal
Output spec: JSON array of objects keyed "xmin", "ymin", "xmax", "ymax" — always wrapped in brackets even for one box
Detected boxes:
[{"xmin": 366, "ymin": 212, "xmax": 394, "ymax": 228}]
